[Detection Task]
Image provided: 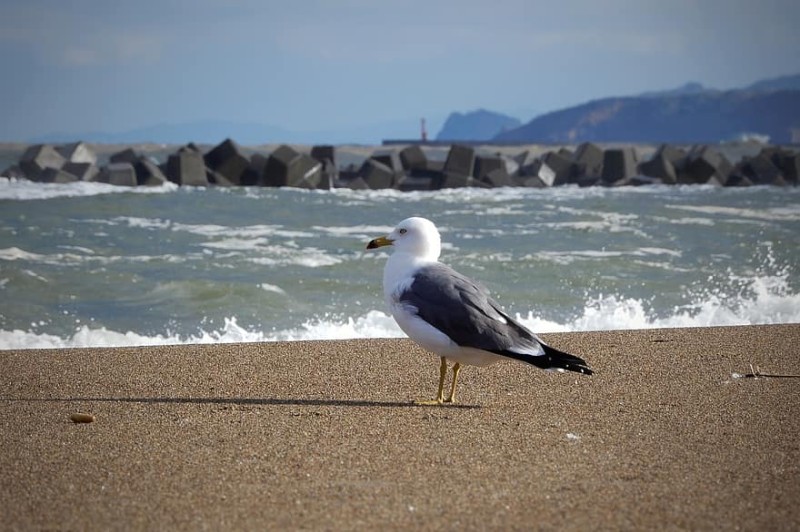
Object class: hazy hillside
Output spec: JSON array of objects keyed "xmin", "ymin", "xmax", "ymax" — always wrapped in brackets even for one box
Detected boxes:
[
  {"xmin": 436, "ymin": 109, "xmax": 521, "ymax": 141},
  {"xmin": 745, "ymin": 73, "xmax": 800, "ymax": 92},
  {"xmin": 637, "ymin": 82, "xmax": 710, "ymax": 98},
  {"xmin": 492, "ymin": 72, "xmax": 800, "ymax": 144},
  {"xmin": 493, "ymin": 89, "xmax": 800, "ymax": 144}
]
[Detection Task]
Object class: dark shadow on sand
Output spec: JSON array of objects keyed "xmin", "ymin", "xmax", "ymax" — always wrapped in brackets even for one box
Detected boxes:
[{"xmin": 3, "ymin": 396, "xmax": 481, "ymax": 409}]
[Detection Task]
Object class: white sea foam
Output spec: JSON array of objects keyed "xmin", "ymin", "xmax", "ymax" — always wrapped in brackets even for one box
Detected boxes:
[
  {"xmin": 0, "ymin": 247, "xmax": 44, "ymax": 261},
  {"xmin": 264, "ymin": 310, "xmax": 404, "ymax": 341},
  {"xmin": 544, "ymin": 207, "xmax": 650, "ymax": 238},
  {"xmin": 533, "ymin": 246, "xmax": 681, "ymax": 265},
  {"xmin": 100, "ymin": 219, "xmax": 320, "ymax": 240},
  {"xmin": 259, "ymin": 283, "xmax": 286, "ymax": 294},
  {"xmin": 57, "ymin": 245, "xmax": 96, "ymax": 255},
  {"xmin": 0, "ymin": 312, "xmax": 403, "ymax": 350},
  {"xmin": 248, "ymin": 247, "xmax": 345, "ymax": 267},
  {"xmin": 172, "ymin": 223, "xmax": 316, "ymax": 240},
  {"xmin": 666, "ymin": 204, "xmax": 800, "ymax": 222},
  {"xmin": 199, "ymin": 237, "xmax": 272, "ymax": 251},
  {"xmin": 330, "ymin": 184, "xmax": 605, "ymax": 206},
  {"xmin": 0, "ymin": 246, "xmax": 191, "ymax": 266},
  {"xmin": 517, "ymin": 271, "xmax": 800, "ymax": 333},
  {"xmin": 22, "ymin": 269, "xmax": 49, "ymax": 283},
  {"xmin": 112, "ymin": 217, "xmax": 173, "ymax": 230},
  {"xmin": 0, "ymin": 177, "xmax": 178, "ymax": 200},
  {"xmin": 311, "ymin": 225, "xmax": 396, "ymax": 238},
  {"xmin": 0, "ymin": 242, "xmax": 347, "ymax": 269},
  {"xmin": 651, "ymin": 215, "xmax": 715, "ymax": 226},
  {"xmin": 3, "ymin": 272, "xmax": 797, "ymax": 350}
]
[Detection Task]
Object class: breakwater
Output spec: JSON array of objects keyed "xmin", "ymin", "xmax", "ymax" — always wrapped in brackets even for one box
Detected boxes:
[{"xmin": 2, "ymin": 139, "xmax": 798, "ymax": 189}]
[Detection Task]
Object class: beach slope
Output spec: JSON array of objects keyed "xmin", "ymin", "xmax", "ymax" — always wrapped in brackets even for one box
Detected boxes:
[{"xmin": 2, "ymin": 324, "xmax": 799, "ymax": 530}]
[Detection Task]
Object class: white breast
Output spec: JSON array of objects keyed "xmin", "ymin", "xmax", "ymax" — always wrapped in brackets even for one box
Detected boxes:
[{"xmin": 385, "ymin": 272, "xmax": 501, "ymax": 368}]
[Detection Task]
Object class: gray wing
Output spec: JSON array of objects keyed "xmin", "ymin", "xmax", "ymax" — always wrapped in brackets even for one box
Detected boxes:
[{"xmin": 399, "ymin": 263, "xmax": 544, "ymax": 356}]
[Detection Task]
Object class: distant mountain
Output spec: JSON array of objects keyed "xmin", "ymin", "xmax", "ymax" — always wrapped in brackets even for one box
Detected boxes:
[
  {"xmin": 494, "ymin": 75, "xmax": 800, "ymax": 144},
  {"xmin": 32, "ymin": 115, "xmax": 449, "ymax": 146},
  {"xmin": 638, "ymin": 82, "xmax": 711, "ymax": 98},
  {"xmin": 436, "ymin": 109, "xmax": 521, "ymax": 141},
  {"xmin": 745, "ymin": 73, "xmax": 800, "ymax": 92}
]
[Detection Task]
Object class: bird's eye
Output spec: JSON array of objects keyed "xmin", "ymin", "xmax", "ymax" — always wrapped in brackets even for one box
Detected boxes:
[{"xmin": 399, "ymin": 228, "xmax": 407, "ymax": 235}]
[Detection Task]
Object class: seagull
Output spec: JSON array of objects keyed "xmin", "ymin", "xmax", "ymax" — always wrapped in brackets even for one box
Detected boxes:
[{"xmin": 367, "ymin": 217, "xmax": 592, "ymax": 405}]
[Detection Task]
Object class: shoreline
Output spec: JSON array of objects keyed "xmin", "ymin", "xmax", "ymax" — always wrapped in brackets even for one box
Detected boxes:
[{"xmin": 2, "ymin": 324, "xmax": 799, "ymax": 530}]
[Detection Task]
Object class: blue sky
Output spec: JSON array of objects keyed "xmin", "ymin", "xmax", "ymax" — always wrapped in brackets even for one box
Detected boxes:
[{"xmin": 1, "ymin": 0, "xmax": 799, "ymax": 143}]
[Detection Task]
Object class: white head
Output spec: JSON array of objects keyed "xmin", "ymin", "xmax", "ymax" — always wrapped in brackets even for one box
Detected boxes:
[{"xmin": 367, "ymin": 217, "xmax": 441, "ymax": 261}]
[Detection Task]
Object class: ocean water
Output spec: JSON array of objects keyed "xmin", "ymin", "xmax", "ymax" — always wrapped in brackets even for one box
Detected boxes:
[{"xmin": 1, "ymin": 178, "xmax": 798, "ymax": 349}]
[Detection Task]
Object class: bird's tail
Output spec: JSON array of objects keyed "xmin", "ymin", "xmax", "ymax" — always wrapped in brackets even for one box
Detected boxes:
[{"xmin": 501, "ymin": 343, "xmax": 593, "ymax": 375}]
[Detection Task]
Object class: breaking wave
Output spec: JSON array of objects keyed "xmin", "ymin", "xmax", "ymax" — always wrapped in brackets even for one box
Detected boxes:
[{"xmin": 3, "ymin": 270, "xmax": 796, "ymax": 349}]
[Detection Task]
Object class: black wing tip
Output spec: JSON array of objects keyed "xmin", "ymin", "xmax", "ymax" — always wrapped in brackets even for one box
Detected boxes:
[
  {"xmin": 497, "ymin": 347, "xmax": 594, "ymax": 375},
  {"xmin": 564, "ymin": 364, "xmax": 593, "ymax": 376},
  {"xmin": 539, "ymin": 343, "xmax": 593, "ymax": 376}
]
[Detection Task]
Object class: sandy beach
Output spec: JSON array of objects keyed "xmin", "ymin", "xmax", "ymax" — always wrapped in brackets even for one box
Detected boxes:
[{"xmin": 2, "ymin": 324, "xmax": 799, "ymax": 530}]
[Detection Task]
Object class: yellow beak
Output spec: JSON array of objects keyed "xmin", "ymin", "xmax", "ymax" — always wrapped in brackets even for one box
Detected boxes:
[{"xmin": 366, "ymin": 236, "xmax": 393, "ymax": 249}]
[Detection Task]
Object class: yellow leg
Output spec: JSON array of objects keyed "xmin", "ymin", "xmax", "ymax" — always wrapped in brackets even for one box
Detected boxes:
[
  {"xmin": 444, "ymin": 363, "xmax": 461, "ymax": 403},
  {"xmin": 414, "ymin": 357, "xmax": 448, "ymax": 405}
]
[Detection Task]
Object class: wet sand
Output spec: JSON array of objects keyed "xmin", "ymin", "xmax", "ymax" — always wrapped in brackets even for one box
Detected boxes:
[{"xmin": 2, "ymin": 324, "xmax": 799, "ymax": 530}]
